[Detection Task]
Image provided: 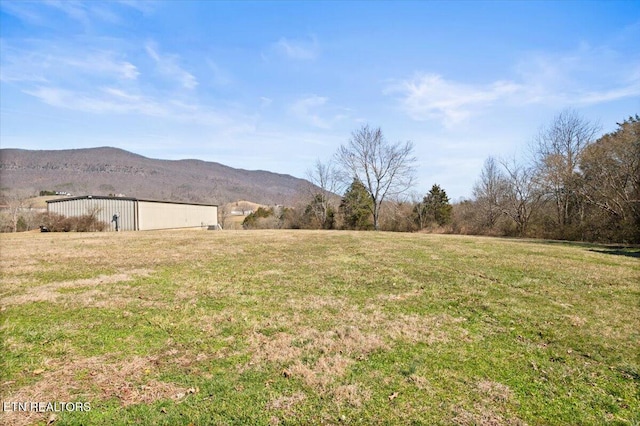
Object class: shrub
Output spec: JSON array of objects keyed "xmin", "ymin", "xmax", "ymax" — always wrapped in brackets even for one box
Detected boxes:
[
  {"xmin": 37, "ymin": 212, "xmax": 108, "ymax": 232},
  {"xmin": 243, "ymin": 207, "xmax": 278, "ymax": 229}
]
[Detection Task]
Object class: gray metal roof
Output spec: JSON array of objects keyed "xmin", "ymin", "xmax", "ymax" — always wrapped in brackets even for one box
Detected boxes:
[{"xmin": 46, "ymin": 195, "xmax": 218, "ymax": 207}]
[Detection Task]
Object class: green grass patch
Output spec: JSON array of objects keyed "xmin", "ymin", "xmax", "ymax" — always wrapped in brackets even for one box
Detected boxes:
[{"xmin": 1, "ymin": 230, "xmax": 638, "ymax": 425}]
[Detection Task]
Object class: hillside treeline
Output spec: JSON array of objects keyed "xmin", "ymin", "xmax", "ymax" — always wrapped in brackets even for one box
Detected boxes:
[
  {"xmin": 3, "ymin": 112, "xmax": 637, "ymax": 243},
  {"xmin": 285, "ymin": 112, "xmax": 638, "ymax": 244},
  {"xmin": 460, "ymin": 113, "xmax": 639, "ymax": 243}
]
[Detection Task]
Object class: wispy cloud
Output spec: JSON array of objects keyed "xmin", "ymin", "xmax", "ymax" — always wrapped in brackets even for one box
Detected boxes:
[
  {"xmin": 43, "ymin": 1, "xmax": 92, "ymax": 27},
  {"xmin": 68, "ymin": 52, "xmax": 139, "ymax": 80},
  {"xmin": 206, "ymin": 59, "xmax": 234, "ymax": 88},
  {"xmin": 291, "ymin": 95, "xmax": 329, "ymax": 128},
  {"xmin": 24, "ymin": 85, "xmax": 241, "ymax": 129},
  {"xmin": 1, "ymin": 0, "xmax": 150, "ymax": 28},
  {"xmin": 289, "ymin": 95, "xmax": 348, "ymax": 129},
  {"xmin": 145, "ymin": 41, "xmax": 198, "ymax": 89},
  {"xmin": 259, "ymin": 97, "xmax": 273, "ymax": 108},
  {"xmin": 513, "ymin": 44, "xmax": 640, "ymax": 106},
  {"xmin": 0, "ymin": 43, "xmax": 139, "ymax": 84},
  {"xmin": 25, "ymin": 86, "xmax": 165, "ymax": 116},
  {"xmin": 0, "ymin": 1, "xmax": 47, "ymax": 25},
  {"xmin": 385, "ymin": 74, "xmax": 520, "ymax": 126},
  {"xmin": 388, "ymin": 42, "xmax": 640, "ymax": 127},
  {"xmin": 269, "ymin": 36, "xmax": 320, "ymax": 61}
]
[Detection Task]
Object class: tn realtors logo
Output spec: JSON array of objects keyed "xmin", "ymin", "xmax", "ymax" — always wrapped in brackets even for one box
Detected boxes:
[{"xmin": 2, "ymin": 401, "xmax": 91, "ymax": 412}]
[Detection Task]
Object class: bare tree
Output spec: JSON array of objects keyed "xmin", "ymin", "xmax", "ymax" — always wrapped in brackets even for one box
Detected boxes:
[
  {"xmin": 335, "ymin": 125, "xmax": 417, "ymax": 230},
  {"xmin": 410, "ymin": 191, "xmax": 429, "ymax": 230},
  {"xmin": 303, "ymin": 158, "xmax": 342, "ymax": 229},
  {"xmin": 579, "ymin": 115, "xmax": 640, "ymax": 242},
  {"xmin": 236, "ymin": 201, "xmax": 254, "ymax": 215},
  {"xmin": 472, "ymin": 156, "xmax": 507, "ymax": 230},
  {"xmin": 500, "ymin": 159, "xmax": 544, "ymax": 237},
  {"xmin": 0, "ymin": 190, "xmax": 35, "ymax": 232},
  {"xmin": 217, "ymin": 203, "xmax": 232, "ymax": 229},
  {"xmin": 532, "ymin": 109, "xmax": 600, "ymax": 233},
  {"xmin": 371, "ymin": 193, "xmax": 416, "ymax": 232}
]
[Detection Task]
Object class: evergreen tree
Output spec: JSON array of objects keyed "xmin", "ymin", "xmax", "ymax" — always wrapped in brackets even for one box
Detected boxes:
[
  {"xmin": 340, "ymin": 179, "xmax": 374, "ymax": 230},
  {"xmin": 415, "ymin": 184, "xmax": 453, "ymax": 228}
]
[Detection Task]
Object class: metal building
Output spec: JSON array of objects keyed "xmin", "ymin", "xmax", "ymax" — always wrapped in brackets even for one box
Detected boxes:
[{"xmin": 46, "ymin": 196, "xmax": 218, "ymax": 231}]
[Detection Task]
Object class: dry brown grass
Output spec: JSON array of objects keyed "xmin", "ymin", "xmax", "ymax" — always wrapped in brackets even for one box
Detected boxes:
[
  {"xmin": 376, "ymin": 289, "xmax": 424, "ymax": 302},
  {"xmin": 1, "ymin": 269, "xmax": 152, "ymax": 307},
  {"xmin": 0, "ymin": 354, "xmax": 191, "ymax": 426},
  {"xmin": 452, "ymin": 405, "xmax": 526, "ymax": 426},
  {"xmin": 332, "ymin": 383, "xmax": 372, "ymax": 408},
  {"xmin": 450, "ymin": 380, "xmax": 523, "ymax": 426},
  {"xmin": 477, "ymin": 380, "xmax": 513, "ymax": 403},
  {"xmin": 266, "ymin": 391, "xmax": 307, "ymax": 412},
  {"xmin": 246, "ymin": 302, "xmax": 466, "ymax": 396},
  {"xmin": 286, "ymin": 354, "xmax": 352, "ymax": 388}
]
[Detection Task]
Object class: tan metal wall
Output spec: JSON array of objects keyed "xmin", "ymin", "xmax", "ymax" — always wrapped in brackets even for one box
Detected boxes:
[
  {"xmin": 47, "ymin": 198, "xmax": 136, "ymax": 231},
  {"xmin": 137, "ymin": 201, "xmax": 217, "ymax": 230}
]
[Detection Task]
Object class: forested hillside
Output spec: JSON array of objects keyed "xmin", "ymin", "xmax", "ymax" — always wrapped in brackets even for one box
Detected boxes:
[{"xmin": 0, "ymin": 147, "xmax": 307, "ymax": 205}]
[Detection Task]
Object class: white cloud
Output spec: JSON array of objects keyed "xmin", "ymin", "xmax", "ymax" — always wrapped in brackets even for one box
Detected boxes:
[
  {"xmin": 1, "ymin": 0, "xmax": 149, "ymax": 28},
  {"xmin": 0, "ymin": 42, "xmax": 139, "ymax": 83},
  {"xmin": 206, "ymin": 59, "xmax": 234, "ymax": 88},
  {"xmin": 513, "ymin": 45, "xmax": 640, "ymax": 107},
  {"xmin": 289, "ymin": 95, "xmax": 350, "ymax": 129},
  {"xmin": 67, "ymin": 52, "xmax": 140, "ymax": 80},
  {"xmin": 145, "ymin": 41, "xmax": 198, "ymax": 90},
  {"xmin": 25, "ymin": 86, "xmax": 166, "ymax": 116},
  {"xmin": 290, "ymin": 95, "xmax": 329, "ymax": 128},
  {"xmin": 259, "ymin": 97, "xmax": 273, "ymax": 108},
  {"xmin": 270, "ymin": 36, "xmax": 320, "ymax": 60},
  {"xmin": 23, "ymin": 84, "xmax": 243, "ymax": 129},
  {"xmin": 43, "ymin": 0, "xmax": 91, "ymax": 27},
  {"xmin": 388, "ymin": 43, "xmax": 640, "ymax": 127},
  {"xmin": 0, "ymin": 1, "xmax": 47, "ymax": 25},
  {"xmin": 386, "ymin": 73, "xmax": 521, "ymax": 126}
]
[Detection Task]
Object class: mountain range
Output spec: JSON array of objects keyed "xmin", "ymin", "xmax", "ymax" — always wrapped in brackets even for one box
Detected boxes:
[{"xmin": 0, "ymin": 147, "xmax": 310, "ymax": 205}]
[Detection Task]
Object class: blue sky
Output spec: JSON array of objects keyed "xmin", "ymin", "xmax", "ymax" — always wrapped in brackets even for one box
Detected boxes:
[{"xmin": 1, "ymin": 1, "xmax": 639, "ymax": 200}]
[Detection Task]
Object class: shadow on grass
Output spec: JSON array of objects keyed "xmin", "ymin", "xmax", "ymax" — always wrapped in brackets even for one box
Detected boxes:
[
  {"xmin": 588, "ymin": 248, "xmax": 640, "ymax": 259},
  {"xmin": 520, "ymin": 238, "xmax": 640, "ymax": 259}
]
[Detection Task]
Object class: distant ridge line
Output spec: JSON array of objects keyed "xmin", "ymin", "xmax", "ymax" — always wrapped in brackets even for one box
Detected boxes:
[{"xmin": 0, "ymin": 147, "xmax": 310, "ymax": 205}]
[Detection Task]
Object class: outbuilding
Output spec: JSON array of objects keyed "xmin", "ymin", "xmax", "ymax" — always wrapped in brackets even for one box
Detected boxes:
[{"xmin": 46, "ymin": 196, "xmax": 218, "ymax": 231}]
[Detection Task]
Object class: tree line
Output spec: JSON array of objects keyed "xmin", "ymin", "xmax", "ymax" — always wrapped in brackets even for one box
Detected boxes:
[
  {"xmin": 2, "ymin": 110, "xmax": 637, "ymax": 243},
  {"xmin": 266, "ymin": 112, "xmax": 638, "ymax": 244},
  {"xmin": 464, "ymin": 111, "xmax": 639, "ymax": 243}
]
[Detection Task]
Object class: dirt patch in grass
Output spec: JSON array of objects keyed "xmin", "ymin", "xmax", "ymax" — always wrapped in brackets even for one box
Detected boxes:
[
  {"xmin": 0, "ymin": 355, "xmax": 190, "ymax": 426},
  {"xmin": 1, "ymin": 269, "xmax": 152, "ymax": 307}
]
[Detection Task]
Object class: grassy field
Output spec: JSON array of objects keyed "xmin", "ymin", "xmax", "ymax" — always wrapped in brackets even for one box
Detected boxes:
[{"xmin": 1, "ymin": 230, "xmax": 638, "ymax": 425}]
